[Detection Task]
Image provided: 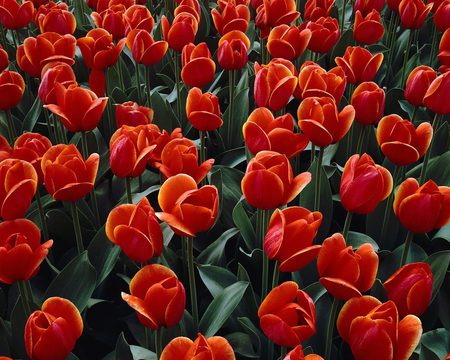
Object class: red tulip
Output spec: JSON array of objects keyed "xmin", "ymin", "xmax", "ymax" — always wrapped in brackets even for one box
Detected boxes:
[
  {"xmin": 393, "ymin": 178, "xmax": 450, "ymax": 233},
  {"xmin": 304, "ymin": 0, "xmax": 334, "ymax": 20},
  {"xmin": 181, "ymin": 42, "xmax": 216, "ymax": 88},
  {"xmin": 140, "ymin": 124, "xmax": 183, "ymax": 167},
  {"xmin": 340, "ymin": 153, "xmax": 393, "ymax": 214},
  {"xmin": 123, "ymin": 4, "xmax": 154, "ymax": 34},
  {"xmin": 427, "ymin": 0, "xmax": 446, "ymax": 12},
  {"xmin": 174, "ymin": 0, "xmax": 201, "ymax": 21},
  {"xmin": 255, "ymin": 0, "xmax": 300, "ymax": 39},
  {"xmin": 161, "ymin": 12, "xmax": 198, "ymax": 52},
  {"xmin": 186, "ymin": 87, "xmax": 222, "ymax": 131},
  {"xmin": 211, "ymin": 1, "xmax": 250, "ymax": 35},
  {"xmin": 438, "ymin": 28, "xmax": 450, "ymax": 73},
  {"xmin": 0, "ymin": 44, "xmax": 7, "ymax": 71},
  {"xmin": 404, "ymin": 65, "xmax": 437, "ymax": 107},
  {"xmin": 351, "ymin": 81, "xmax": 385, "ymax": 124},
  {"xmin": 91, "ymin": 4, "xmax": 127, "ymax": 40},
  {"xmin": 301, "ymin": 17, "xmax": 340, "ymax": 54},
  {"xmin": 38, "ymin": 63, "xmax": 77, "ymax": 105},
  {"xmin": 423, "ymin": 72, "xmax": 450, "ymax": 114},
  {"xmin": 34, "ymin": 2, "xmax": 76, "ymax": 34},
  {"xmin": 354, "ymin": 0, "xmax": 385, "ymax": 15},
  {"xmin": 398, "ymin": 0, "xmax": 432, "ymax": 29},
  {"xmin": 217, "ymin": 37, "xmax": 248, "ymax": 70},
  {"xmin": 0, "ymin": 70, "xmax": 25, "ymax": 110},
  {"xmin": 116, "ymin": 101, "xmax": 153, "ymax": 128},
  {"xmin": 434, "ymin": 0, "xmax": 450, "ymax": 32},
  {"xmin": 284, "ymin": 345, "xmax": 324, "ymax": 360},
  {"xmin": 335, "ymin": 46, "xmax": 383, "ymax": 84},
  {"xmin": 0, "ymin": 0, "xmax": 34, "ymax": 29},
  {"xmin": 88, "ymin": 0, "xmax": 134, "ymax": 13},
  {"xmin": 126, "ymin": 29, "xmax": 168, "ymax": 66},
  {"xmin": 241, "ymin": 150, "xmax": 311, "ymax": 209},
  {"xmin": 353, "ymin": 10, "xmax": 385, "ymax": 45},
  {"xmin": 267, "ymin": 25, "xmax": 311, "ymax": 60}
]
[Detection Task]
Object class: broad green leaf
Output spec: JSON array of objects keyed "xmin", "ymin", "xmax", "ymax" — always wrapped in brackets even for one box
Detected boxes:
[
  {"xmin": 226, "ymin": 332, "xmax": 259, "ymax": 358},
  {"xmin": 421, "ymin": 328, "xmax": 450, "ymax": 360},
  {"xmin": 115, "ymin": 333, "xmax": 134, "ymax": 360},
  {"xmin": 197, "ymin": 228, "xmax": 239, "ymax": 265},
  {"xmin": 21, "ymin": 96, "xmax": 42, "ymax": 132},
  {"xmin": 232, "ymin": 200, "xmax": 256, "ymax": 251},
  {"xmin": 347, "ymin": 231, "xmax": 380, "ymax": 251},
  {"xmin": 198, "ymin": 264, "xmax": 237, "ymax": 298},
  {"xmin": 425, "ymin": 250, "xmax": 450, "ymax": 302}
]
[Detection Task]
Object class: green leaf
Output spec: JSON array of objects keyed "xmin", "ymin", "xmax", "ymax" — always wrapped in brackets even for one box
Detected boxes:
[
  {"xmin": 433, "ymin": 222, "xmax": 450, "ymax": 243},
  {"xmin": 232, "ymin": 200, "xmax": 256, "ymax": 251},
  {"xmin": 421, "ymin": 328, "xmax": 450, "ymax": 360},
  {"xmin": 198, "ymin": 264, "xmax": 237, "ymax": 298},
  {"xmin": 347, "ymin": 231, "xmax": 380, "ymax": 251},
  {"xmin": 226, "ymin": 332, "xmax": 259, "ymax": 358},
  {"xmin": 303, "ymin": 282, "xmax": 327, "ymax": 303},
  {"xmin": 197, "ymin": 228, "xmax": 239, "ymax": 265},
  {"xmin": 115, "ymin": 333, "xmax": 134, "ymax": 360},
  {"xmin": 21, "ymin": 96, "xmax": 42, "ymax": 132},
  {"xmin": 199, "ymin": 281, "xmax": 249, "ymax": 337},
  {"xmin": 425, "ymin": 250, "xmax": 450, "ymax": 302},
  {"xmin": 44, "ymin": 251, "xmax": 97, "ymax": 312},
  {"xmin": 237, "ymin": 317, "xmax": 262, "ymax": 354}
]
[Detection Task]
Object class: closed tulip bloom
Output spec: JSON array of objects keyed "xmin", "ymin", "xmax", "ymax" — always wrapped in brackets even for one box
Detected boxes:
[
  {"xmin": 90, "ymin": 0, "xmax": 135, "ymax": 13},
  {"xmin": 181, "ymin": 42, "xmax": 216, "ymax": 88},
  {"xmin": 438, "ymin": 28, "xmax": 450, "ymax": 73},
  {"xmin": 258, "ymin": 281, "xmax": 316, "ymax": 347},
  {"xmin": 186, "ymin": 87, "xmax": 222, "ymax": 131},
  {"xmin": 16, "ymin": 32, "xmax": 76, "ymax": 78},
  {"xmin": 0, "ymin": 0, "xmax": 33, "ymax": 29},
  {"xmin": 157, "ymin": 174, "xmax": 218, "ymax": 237},
  {"xmin": 317, "ymin": 233, "xmax": 378, "ymax": 300},
  {"xmin": 298, "ymin": 97, "xmax": 355, "ymax": 147},
  {"xmin": 265, "ymin": 207, "xmax": 322, "ymax": 272},
  {"xmin": 434, "ymin": 0, "xmax": 450, "ymax": 32},
  {"xmin": 38, "ymin": 63, "xmax": 77, "ymax": 105},
  {"xmin": 242, "ymin": 151, "xmax": 311, "ymax": 209},
  {"xmin": 44, "ymin": 84, "xmax": 108, "ymax": 133},
  {"xmin": 353, "ymin": 10, "xmax": 385, "ymax": 45},
  {"xmin": 142, "ymin": 124, "xmax": 183, "ymax": 167},
  {"xmin": 255, "ymin": 0, "xmax": 300, "ymax": 39},
  {"xmin": 394, "ymin": 178, "xmax": 450, "ymax": 233},
  {"xmin": 254, "ymin": 60, "xmax": 298, "ymax": 112},
  {"xmin": 35, "ymin": 2, "xmax": 76, "ymax": 34},
  {"xmin": 427, "ymin": 0, "xmax": 446, "ymax": 12},
  {"xmin": 243, "ymin": 107, "xmax": 308, "ymax": 158},
  {"xmin": 161, "ymin": 333, "xmax": 235, "ymax": 359},
  {"xmin": 423, "ymin": 72, "xmax": 450, "ymax": 114},
  {"xmin": 376, "ymin": 115, "xmax": 433, "ymax": 166},
  {"xmin": 0, "ymin": 70, "xmax": 25, "ymax": 110},
  {"xmin": 106, "ymin": 197, "xmax": 163, "ymax": 262},
  {"xmin": 25, "ymin": 297, "xmax": 83, "ymax": 360},
  {"xmin": 41, "ymin": 144, "xmax": 99, "ymax": 202},
  {"xmin": 399, "ymin": 0, "xmax": 432, "ymax": 29},
  {"xmin": 285, "ymin": 345, "xmax": 324, "ymax": 360},
  {"xmin": 0, "ymin": 219, "xmax": 53, "ymax": 284},
  {"xmin": 126, "ymin": 29, "xmax": 168, "ymax": 66},
  {"xmin": 116, "ymin": 101, "xmax": 153, "ymax": 128},
  {"xmin": 174, "ymin": 0, "xmax": 201, "ymax": 21},
  {"xmin": 337, "ymin": 296, "xmax": 422, "ymax": 360},
  {"xmin": 404, "ymin": 65, "xmax": 437, "ymax": 107},
  {"xmin": 155, "ymin": 138, "xmax": 214, "ymax": 183},
  {"xmin": 211, "ymin": 1, "xmax": 250, "ymax": 35},
  {"xmin": 161, "ymin": 12, "xmax": 198, "ymax": 52},
  {"xmin": 340, "ymin": 153, "xmax": 393, "ymax": 214},
  {"xmin": 335, "ymin": 46, "xmax": 383, "ymax": 84},
  {"xmin": 383, "ymin": 262, "xmax": 433, "ymax": 317},
  {"xmin": 0, "ymin": 159, "xmax": 37, "ymax": 220},
  {"xmin": 123, "ymin": 4, "xmax": 154, "ymax": 34},
  {"xmin": 304, "ymin": 0, "xmax": 334, "ymax": 20},
  {"xmin": 12, "ymin": 132, "xmax": 52, "ymax": 184},
  {"xmin": 351, "ymin": 81, "xmax": 385, "ymax": 124},
  {"xmin": 354, "ymin": 0, "xmax": 385, "ymax": 15},
  {"xmin": 91, "ymin": 4, "xmax": 127, "ymax": 40},
  {"xmin": 302, "ymin": 17, "xmax": 340, "ymax": 54},
  {"xmin": 217, "ymin": 38, "xmax": 248, "ymax": 70},
  {"xmin": 267, "ymin": 25, "xmax": 311, "ymax": 60},
  {"xmin": 0, "ymin": 135, "xmax": 11, "ymax": 162}
]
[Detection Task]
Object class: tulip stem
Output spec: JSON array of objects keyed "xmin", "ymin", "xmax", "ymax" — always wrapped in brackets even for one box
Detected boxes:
[
  {"xmin": 257, "ymin": 209, "xmax": 270, "ymax": 299},
  {"xmin": 419, "ymin": 113, "xmax": 441, "ymax": 184},
  {"xmin": 199, "ymin": 131, "xmax": 206, "ymax": 164},
  {"xmin": 411, "ymin": 106, "xmax": 418, "ymax": 124},
  {"xmin": 324, "ymin": 298, "xmax": 340, "ymax": 360},
  {"xmin": 35, "ymin": 189, "xmax": 49, "ymax": 241},
  {"xmin": 400, "ymin": 30, "xmax": 414, "ymax": 88},
  {"xmin": 355, "ymin": 124, "xmax": 368, "ymax": 154},
  {"xmin": 43, "ymin": 107, "xmax": 56, "ymax": 143},
  {"xmin": 155, "ymin": 327, "xmax": 163, "ymax": 359},
  {"xmin": 125, "ymin": 177, "xmax": 132, "ymax": 204},
  {"xmin": 145, "ymin": 65, "xmax": 152, "ymax": 108},
  {"xmin": 314, "ymin": 147, "xmax": 324, "ymax": 211},
  {"xmin": 135, "ymin": 62, "xmax": 142, "ymax": 105},
  {"xmin": 173, "ymin": 51, "xmax": 183, "ymax": 127},
  {"xmin": 385, "ymin": 12, "xmax": 399, "ymax": 86},
  {"xmin": 70, "ymin": 202, "xmax": 84, "ymax": 255},
  {"xmin": 342, "ymin": 212, "xmax": 352, "ymax": 238},
  {"xmin": 272, "ymin": 261, "xmax": 280, "ymax": 289},
  {"xmin": 117, "ymin": 58, "xmax": 125, "ymax": 93},
  {"xmin": 18, "ymin": 280, "xmax": 32, "ymax": 317},
  {"xmin": 340, "ymin": 0, "xmax": 348, "ymax": 32},
  {"xmin": 429, "ymin": 26, "xmax": 438, "ymax": 67},
  {"xmin": 5, "ymin": 109, "xmax": 16, "ymax": 144},
  {"xmin": 185, "ymin": 236, "xmax": 199, "ymax": 330},
  {"xmin": 400, "ymin": 231, "xmax": 414, "ymax": 266},
  {"xmin": 227, "ymin": 69, "xmax": 235, "ymax": 147},
  {"xmin": 280, "ymin": 346, "xmax": 287, "ymax": 358}
]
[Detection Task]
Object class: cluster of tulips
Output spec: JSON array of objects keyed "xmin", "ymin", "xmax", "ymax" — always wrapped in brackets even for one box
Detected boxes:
[{"xmin": 0, "ymin": 0, "xmax": 449, "ymax": 357}]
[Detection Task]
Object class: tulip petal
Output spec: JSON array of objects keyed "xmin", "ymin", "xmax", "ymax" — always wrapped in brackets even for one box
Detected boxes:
[
  {"xmin": 207, "ymin": 336, "xmax": 236, "ymax": 360},
  {"xmin": 396, "ymin": 315, "xmax": 422, "ymax": 360},
  {"xmin": 260, "ymin": 314, "xmax": 300, "ymax": 347},
  {"xmin": 279, "ymin": 245, "xmax": 322, "ymax": 272},
  {"xmin": 121, "ymin": 292, "xmax": 159, "ymax": 328},
  {"xmin": 114, "ymin": 225, "xmax": 154, "ymax": 263},
  {"xmin": 160, "ymin": 337, "xmax": 193, "ymax": 359},
  {"xmin": 320, "ymin": 277, "xmax": 362, "ymax": 300},
  {"xmin": 42, "ymin": 297, "xmax": 83, "ymax": 339},
  {"xmin": 158, "ymin": 173, "xmax": 197, "ymax": 212}
]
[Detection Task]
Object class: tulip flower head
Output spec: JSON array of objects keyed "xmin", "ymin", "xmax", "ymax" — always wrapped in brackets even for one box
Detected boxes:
[
  {"xmin": 161, "ymin": 12, "xmax": 199, "ymax": 52},
  {"xmin": 38, "ymin": 63, "xmax": 77, "ymax": 105},
  {"xmin": 335, "ymin": 46, "xmax": 384, "ymax": 84},
  {"xmin": 211, "ymin": 1, "xmax": 250, "ymax": 35},
  {"xmin": 353, "ymin": 10, "xmax": 385, "ymax": 45},
  {"xmin": 267, "ymin": 25, "xmax": 311, "ymax": 60},
  {"xmin": 0, "ymin": 70, "xmax": 25, "ymax": 110},
  {"xmin": 181, "ymin": 42, "xmax": 216, "ymax": 88},
  {"xmin": 116, "ymin": 101, "xmax": 153, "ymax": 128},
  {"xmin": 186, "ymin": 87, "xmax": 223, "ymax": 131},
  {"xmin": 0, "ymin": 0, "xmax": 34, "ymax": 29},
  {"xmin": 126, "ymin": 29, "xmax": 168, "ymax": 66},
  {"xmin": 351, "ymin": 81, "xmax": 385, "ymax": 124},
  {"xmin": 34, "ymin": 1, "xmax": 76, "ymax": 34},
  {"xmin": 301, "ymin": 17, "xmax": 340, "ymax": 54},
  {"xmin": 423, "ymin": 71, "xmax": 450, "ymax": 114},
  {"xmin": 404, "ymin": 65, "xmax": 437, "ymax": 107}
]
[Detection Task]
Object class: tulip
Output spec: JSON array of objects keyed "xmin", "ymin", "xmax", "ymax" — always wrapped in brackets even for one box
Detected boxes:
[
  {"xmin": 211, "ymin": 1, "xmax": 250, "ymax": 35},
  {"xmin": 0, "ymin": 0, "xmax": 34, "ymax": 29},
  {"xmin": 156, "ymin": 173, "xmax": 218, "ymax": 237},
  {"xmin": 126, "ymin": 29, "xmax": 168, "ymax": 66},
  {"xmin": 140, "ymin": 124, "xmax": 183, "ymax": 167},
  {"xmin": 161, "ymin": 12, "xmax": 198, "ymax": 52},
  {"xmin": 0, "ymin": 44, "xmax": 7, "ymax": 71},
  {"xmin": 301, "ymin": 17, "xmax": 340, "ymax": 54},
  {"xmin": 0, "ymin": 135, "xmax": 11, "ymax": 162},
  {"xmin": 376, "ymin": 115, "xmax": 433, "ymax": 166},
  {"xmin": 393, "ymin": 178, "xmax": 450, "ymax": 233},
  {"xmin": 337, "ymin": 296, "xmax": 422, "ymax": 360},
  {"xmin": 174, "ymin": 0, "xmax": 201, "ymax": 21},
  {"xmin": 255, "ymin": 0, "xmax": 300, "ymax": 39},
  {"xmin": 91, "ymin": 4, "xmax": 127, "ymax": 40},
  {"xmin": 44, "ymin": 84, "xmax": 108, "ymax": 133},
  {"xmin": 264, "ymin": 207, "xmax": 322, "ymax": 272},
  {"xmin": 181, "ymin": 42, "xmax": 216, "ymax": 88},
  {"xmin": 423, "ymin": 72, "xmax": 450, "ymax": 114},
  {"xmin": 38, "ymin": 63, "xmax": 77, "ymax": 105},
  {"xmin": 354, "ymin": 0, "xmax": 385, "ymax": 15},
  {"xmin": 267, "ymin": 25, "xmax": 311, "ymax": 60},
  {"xmin": 304, "ymin": 0, "xmax": 334, "ymax": 20},
  {"xmin": 285, "ymin": 346, "xmax": 324, "ymax": 360},
  {"xmin": 25, "ymin": 297, "xmax": 83, "ymax": 360},
  {"xmin": 404, "ymin": 65, "xmax": 437, "ymax": 107},
  {"xmin": 335, "ymin": 46, "xmax": 383, "ymax": 84},
  {"xmin": 16, "ymin": 32, "xmax": 77, "ymax": 78},
  {"xmin": 186, "ymin": 87, "xmax": 222, "ymax": 131},
  {"xmin": 258, "ymin": 281, "xmax": 316, "ymax": 347},
  {"xmin": 116, "ymin": 101, "xmax": 153, "ymax": 128},
  {"xmin": 88, "ymin": 0, "xmax": 135, "ymax": 12},
  {"xmin": 217, "ymin": 38, "xmax": 248, "ymax": 70},
  {"xmin": 297, "ymin": 96, "xmax": 355, "ymax": 147},
  {"xmin": 351, "ymin": 81, "xmax": 385, "ymax": 125},
  {"xmin": 161, "ymin": 333, "xmax": 235, "ymax": 359},
  {"xmin": 438, "ymin": 28, "xmax": 450, "ymax": 73},
  {"xmin": 340, "ymin": 153, "xmax": 393, "ymax": 214},
  {"xmin": 434, "ymin": 0, "xmax": 450, "ymax": 32},
  {"xmin": 0, "ymin": 70, "xmax": 25, "ymax": 110},
  {"xmin": 241, "ymin": 150, "xmax": 311, "ymax": 210},
  {"xmin": 41, "ymin": 144, "xmax": 99, "ymax": 202},
  {"xmin": 427, "ymin": 0, "xmax": 446, "ymax": 12},
  {"xmin": 34, "ymin": 2, "xmax": 76, "ymax": 34},
  {"xmin": 383, "ymin": 262, "xmax": 433, "ymax": 317},
  {"xmin": 243, "ymin": 107, "xmax": 308, "ymax": 158},
  {"xmin": 398, "ymin": 0, "xmax": 432, "ymax": 29},
  {"xmin": 123, "ymin": 4, "xmax": 154, "ymax": 34},
  {"xmin": 353, "ymin": 10, "xmax": 385, "ymax": 45}
]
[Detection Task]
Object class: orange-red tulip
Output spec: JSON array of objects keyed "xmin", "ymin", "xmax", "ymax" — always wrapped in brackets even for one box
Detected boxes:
[
  {"xmin": 25, "ymin": 297, "xmax": 83, "ymax": 360},
  {"xmin": 106, "ymin": 197, "xmax": 163, "ymax": 262},
  {"xmin": 298, "ymin": 96, "xmax": 355, "ymax": 147},
  {"xmin": 0, "ymin": 135, "xmax": 11, "ymax": 162},
  {"xmin": 161, "ymin": 333, "xmax": 235, "ymax": 359},
  {"xmin": 337, "ymin": 296, "xmax": 422, "ymax": 360},
  {"xmin": 383, "ymin": 262, "xmax": 433, "ymax": 317},
  {"xmin": 351, "ymin": 81, "xmax": 385, "ymax": 124},
  {"xmin": 434, "ymin": 0, "xmax": 450, "ymax": 32},
  {"xmin": 394, "ymin": 178, "xmax": 450, "ymax": 233},
  {"xmin": 161, "ymin": 12, "xmax": 198, "ymax": 52},
  {"xmin": 353, "ymin": 10, "xmax": 385, "ymax": 45},
  {"xmin": 88, "ymin": 0, "xmax": 135, "ymax": 12},
  {"xmin": 258, "ymin": 281, "xmax": 316, "ymax": 347},
  {"xmin": 211, "ymin": 1, "xmax": 250, "ymax": 35},
  {"xmin": 404, "ymin": 65, "xmax": 437, "ymax": 107},
  {"xmin": 317, "ymin": 233, "xmax": 378, "ymax": 300},
  {"xmin": 186, "ymin": 87, "xmax": 222, "ymax": 131},
  {"xmin": 427, "ymin": 0, "xmax": 446, "ymax": 12},
  {"xmin": 335, "ymin": 46, "xmax": 383, "ymax": 84},
  {"xmin": 255, "ymin": 0, "xmax": 300, "ymax": 39},
  {"xmin": 91, "ymin": 4, "xmax": 127, "ymax": 40},
  {"xmin": 438, "ymin": 28, "xmax": 450, "ymax": 73},
  {"xmin": 0, "ymin": 218, "xmax": 52, "ymax": 284},
  {"xmin": 243, "ymin": 107, "xmax": 308, "ymax": 158},
  {"xmin": 265, "ymin": 207, "xmax": 322, "ymax": 272},
  {"xmin": 12, "ymin": 132, "xmax": 52, "ymax": 184},
  {"xmin": 116, "ymin": 101, "xmax": 153, "ymax": 128},
  {"xmin": 156, "ymin": 174, "xmax": 218, "ymax": 237},
  {"xmin": 423, "ymin": 72, "xmax": 450, "ymax": 114},
  {"xmin": 340, "ymin": 153, "xmax": 393, "ymax": 214},
  {"xmin": 41, "ymin": 144, "xmax": 99, "ymax": 202},
  {"xmin": 301, "ymin": 17, "xmax": 340, "ymax": 54},
  {"xmin": 304, "ymin": 0, "xmax": 334, "ymax": 20},
  {"xmin": 241, "ymin": 150, "xmax": 311, "ymax": 209},
  {"xmin": 44, "ymin": 84, "xmax": 108, "ymax": 133},
  {"xmin": 267, "ymin": 25, "xmax": 311, "ymax": 60},
  {"xmin": 38, "ymin": 63, "xmax": 77, "ymax": 105},
  {"xmin": 0, "ymin": 0, "xmax": 34, "ymax": 29},
  {"xmin": 34, "ymin": 2, "xmax": 76, "ymax": 34},
  {"xmin": 123, "ymin": 4, "xmax": 154, "ymax": 34},
  {"xmin": 0, "ymin": 159, "xmax": 37, "ymax": 220},
  {"xmin": 181, "ymin": 42, "xmax": 216, "ymax": 88},
  {"xmin": 376, "ymin": 115, "xmax": 433, "ymax": 166},
  {"xmin": 217, "ymin": 37, "xmax": 248, "ymax": 70},
  {"xmin": 141, "ymin": 124, "xmax": 183, "ymax": 167},
  {"xmin": 284, "ymin": 345, "xmax": 324, "ymax": 360},
  {"xmin": 399, "ymin": 0, "xmax": 432, "ymax": 29},
  {"xmin": 126, "ymin": 29, "xmax": 168, "ymax": 66},
  {"xmin": 0, "ymin": 70, "xmax": 25, "ymax": 110},
  {"xmin": 353, "ymin": 0, "xmax": 385, "ymax": 15},
  {"xmin": 174, "ymin": 0, "xmax": 201, "ymax": 21}
]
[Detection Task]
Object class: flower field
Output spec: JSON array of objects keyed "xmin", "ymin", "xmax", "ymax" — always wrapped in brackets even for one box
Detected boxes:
[{"xmin": 0, "ymin": 0, "xmax": 449, "ymax": 358}]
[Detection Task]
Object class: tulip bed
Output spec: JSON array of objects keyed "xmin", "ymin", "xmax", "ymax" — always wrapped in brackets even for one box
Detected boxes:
[{"xmin": 0, "ymin": 0, "xmax": 450, "ymax": 358}]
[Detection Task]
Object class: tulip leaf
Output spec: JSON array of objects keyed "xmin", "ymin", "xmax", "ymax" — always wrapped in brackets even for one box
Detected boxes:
[
  {"xmin": 420, "ymin": 328, "xmax": 450, "ymax": 360},
  {"xmin": 303, "ymin": 282, "xmax": 327, "ymax": 303},
  {"xmin": 115, "ymin": 332, "xmax": 134, "ymax": 360},
  {"xmin": 11, "ymin": 297, "xmax": 28, "ymax": 359},
  {"xmin": 433, "ymin": 223, "xmax": 450, "ymax": 243},
  {"xmin": 197, "ymin": 228, "xmax": 239, "ymax": 266},
  {"xmin": 199, "ymin": 281, "xmax": 249, "ymax": 337},
  {"xmin": 347, "ymin": 231, "xmax": 380, "ymax": 251},
  {"xmin": 237, "ymin": 317, "xmax": 263, "ymax": 355},
  {"xmin": 198, "ymin": 264, "xmax": 237, "ymax": 298},
  {"xmin": 232, "ymin": 200, "xmax": 256, "ymax": 251},
  {"xmin": 225, "ymin": 332, "xmax": 259, "ymax": 358},
  {"xmin": 424, "ymin": 151, "xmax": 450, "ymax": 186},
  {"xmin": 425, "ymin": 250, "xmax": 450, "ymax": 302},
  {"xmin": 21, "ymin": 96, "xmax": 42, "ymax": 132},
  {"xmin": 44, "ymin": 251, "xmax": 97, "ymax": 312}
]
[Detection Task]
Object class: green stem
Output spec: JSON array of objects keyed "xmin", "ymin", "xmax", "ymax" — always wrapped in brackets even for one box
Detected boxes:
[
  {"xmin": 401, "ymin": 30, "xmax": 414, "ymax": 88},
  {"xmin": 135, "ymin": 62, "xmax": 142, "ymax": 105},
  {"xmin": 43, "ymin": 107, "xmax": 55, "ymax": 143},
  {"xmin": 117, "ymin": 58, "xmax": 125, "ymax": 92},
  {"xmin": 227, "ymin": 70, "xmax": 235, "ymax": 147},
  {"xmin": 257, "ymin": 209, "xmax": 270, "ymax": 299},
  {"xmin": 125, "ymin": 177, "xmax": 132, "ymax": 204},
  {"xmin": 340, "ymin": 0, "xmax": 348, "ymax": 32},
  {"xmin": 145, "ymin": 327, "xmax": 151, "ymax": 349},
  {"xmin": 18, "ymin": 280, "xmax": 32, "ymax": 317},
  {"xmin": 324, "ymin": 298, "xmax": 340, "ymax": 360},
  {"xmin": 5, "ymin": 109, "xmax": 16, "ymax": 144},
  {"xmin": 70, "ymin": 202, "xmax": 84, "ymax": 255},
  {"xmin": 155, "ymin": 327, "xmax": 163, "ymax": 359},
  {"xmin": 342, "ymin": 212, "xmax": 353, "ymax": 238},
  {"xmin": 411, "ymin": 106, "xmax": 418, "ymax": 124},
  {"xmin": 81, "ymin": 131, "xmax": 100, "ymax": 227},
  {"xmin": 400, "ymin": 231, "xmax": 414, "ymax": 266},
  {"xmin": 272, "ymin": 261, "xmax": 280, "ymax": 289},
  {"xmin": 280, "ymin": 346, "xmax": 287, "ymax": 359},
  {"xmin": 173, "ymin": 51, "xmax": 183, "ymax": 127},
  {"xmin": 80, "ymin": 131, "xmax": 89, "ymax": 159},
  {"xmin": 356, "ymin": 125, "xmax": 368, "ymax": 154},
  {"xmin": 419, "ymin": 113, "xmax": 441, "ymax": 184},
  {"xmin": 314, "ymin": 147, "xmax": 324, "ymax": 211},
  {"xmin": 199, "ymin": 131, "xmax": 206, "ymax": 164},
  {"xmin": 185, "ymin": 236, "xmax": 199, "ymax": 330},
  {"xmin": 35, "ymin": 189, "xmax": 49, "ymax": 241},
  {"xmin": 310, "ymin": 144, "xmax": 315, "ymax": 164},
  {"xmin": 385, "ymin": 12, "xmax": 399, "ymax": 86},
  {"xmin": 429, "ymin": 26, "xmax": 438, "ymax": 67},
  {"xmin": 145, "ymin": 65, "xmax": 152, "ymax": 108}
]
